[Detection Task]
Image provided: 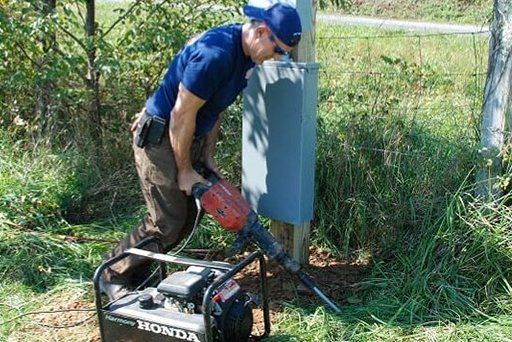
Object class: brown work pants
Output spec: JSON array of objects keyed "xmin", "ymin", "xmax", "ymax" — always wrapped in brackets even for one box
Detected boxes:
[{"xmin": 104, "ymin": 126, "xmax": 203, "ymax": 285}]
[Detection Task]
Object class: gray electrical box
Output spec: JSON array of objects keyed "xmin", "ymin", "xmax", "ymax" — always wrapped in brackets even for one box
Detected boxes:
[{"xmin": 242, "ymin": 61, "xmax": 319, "ymax": 225}]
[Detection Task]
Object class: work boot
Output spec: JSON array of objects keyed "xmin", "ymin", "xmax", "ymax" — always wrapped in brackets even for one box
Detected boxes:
[{"xmin": 98, "ymin": 276, "xmax": 130, "ymax": 301}]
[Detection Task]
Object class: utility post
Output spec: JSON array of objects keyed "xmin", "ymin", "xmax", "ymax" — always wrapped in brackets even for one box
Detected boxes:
[
  {"xmin": 269, "ymin": 0, "xmax": 317, "ymax": 265},
  {"xmin": 292, "ymin": 0, "xmax": 316, "ymax": 63},
  {"xmin": 242, "ymin": 0, "xmax": 318, "ymax": 265}
]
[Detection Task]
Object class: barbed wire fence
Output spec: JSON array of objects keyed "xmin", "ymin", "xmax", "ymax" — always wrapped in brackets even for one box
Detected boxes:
[{"xmin": 315, "ymin": 29, "xmax": 491, "ymax": 157}]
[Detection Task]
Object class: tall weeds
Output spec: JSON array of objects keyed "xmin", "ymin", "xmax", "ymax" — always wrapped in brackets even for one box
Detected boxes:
[
  {"xmin": 355, "ymin": 190, "xmax": 512, "ymax": 323},
  {"xmin": 0, "ymin": 136, "xmax": 97, "ymax": 289}
]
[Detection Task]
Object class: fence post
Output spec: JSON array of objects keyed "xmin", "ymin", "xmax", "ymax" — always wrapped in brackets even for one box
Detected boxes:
[{"xmin": 476, "ymin": 0, "xmax": 512, "ymax": 200}]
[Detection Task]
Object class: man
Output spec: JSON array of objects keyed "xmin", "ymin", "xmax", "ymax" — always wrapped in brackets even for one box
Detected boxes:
[{"xmin": 100, "ymin": 2, "xmax": 302, "ymax": 300}]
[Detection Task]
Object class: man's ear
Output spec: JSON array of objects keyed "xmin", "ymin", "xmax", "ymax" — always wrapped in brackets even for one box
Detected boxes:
[{"xmin": 255, "ymin": 25, "xmax": 267, "ymax": 38}]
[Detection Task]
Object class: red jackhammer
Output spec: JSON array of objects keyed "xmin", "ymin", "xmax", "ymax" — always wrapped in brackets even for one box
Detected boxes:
[{"xmin": 192, "ymin": 165, "xmax": 341, "ymax": 314}]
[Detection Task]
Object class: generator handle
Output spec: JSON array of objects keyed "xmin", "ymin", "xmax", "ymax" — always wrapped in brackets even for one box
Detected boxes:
[
  {"xmin": 202, "ymin": 251, "xmax": 270, "ymax": 342},
  {"xmin": 93, "ymin": 237, "xmax": 165, "ymax": 342},
  {"xmin": 93, "ymin": 237, "xmax": 165, "ymax": 306},
  {"xmin": 124, "ymin": 247, "xmax": 234, "ymax": 271}
]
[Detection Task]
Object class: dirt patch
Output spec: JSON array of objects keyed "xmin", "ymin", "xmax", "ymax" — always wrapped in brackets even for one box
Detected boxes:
[
  {"xmin": 7, "ymin": 288, "xmax": 99, "ymax": 342},
  {"xmin": 227, "ymin": 246, "xmax": 369, "ymax": 334}
]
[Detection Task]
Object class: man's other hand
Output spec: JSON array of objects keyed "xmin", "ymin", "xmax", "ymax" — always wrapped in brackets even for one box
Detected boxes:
[{"xmin": 130, "ymin": 108, "xmax": 146, "ymax": 132}]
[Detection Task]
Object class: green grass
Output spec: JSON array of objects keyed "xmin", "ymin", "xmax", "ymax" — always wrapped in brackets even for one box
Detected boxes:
[
  {"xmin": 0, "ymin": 282, "xmax": 38, "ymax": 337},
  {"xmin": 0, "ymin": 136, "xmax": 140, "ymax": 291},
  {"xmin": 314, "ymin": 24, "xmax": 489, "ymax": 256},
  {"xmin": 270, "ymin": 306, "xmax": 512, "ymax": 341}
]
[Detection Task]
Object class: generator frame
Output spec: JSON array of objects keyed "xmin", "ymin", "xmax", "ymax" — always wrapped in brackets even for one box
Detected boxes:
[{"xmin": 93, "ymin": 237, "xmax": 271, "ymax": 342}]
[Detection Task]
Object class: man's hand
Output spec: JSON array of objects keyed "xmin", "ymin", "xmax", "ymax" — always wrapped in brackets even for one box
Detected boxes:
[
  {"xmin": 130, "ymin": 108, "xmax": 145, "ymax": 132},
  {"xmin": 178, "ymin": 168, "xmax": 209, "ymax": 196}
]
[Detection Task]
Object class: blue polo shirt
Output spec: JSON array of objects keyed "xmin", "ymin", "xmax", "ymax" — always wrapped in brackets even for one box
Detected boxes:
[{"xmin": 145, "ymin": 24, "xmax": 255, "ymax": 137}]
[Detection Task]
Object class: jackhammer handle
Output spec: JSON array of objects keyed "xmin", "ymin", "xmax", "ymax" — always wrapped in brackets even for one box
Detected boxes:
[
  {"xmin": 191, "ymin": 162, "xmax": 221, "ymax": 199},
  {"xmin": 193, "ymin": 162, "xmax": 220, "ymax": 182},
  {"xmin": 191, "ymin": 182, "xmax": 211, "ymax": 199}
]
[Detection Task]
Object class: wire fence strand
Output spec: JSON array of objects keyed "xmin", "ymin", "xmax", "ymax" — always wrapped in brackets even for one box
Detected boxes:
[
  {"xmin": 317, "ymin": 30, "xmax": 490, "ymax": 41},
  {"xmin": 316, "ymin": 29, "xmax": 490, "ymax": 142}
]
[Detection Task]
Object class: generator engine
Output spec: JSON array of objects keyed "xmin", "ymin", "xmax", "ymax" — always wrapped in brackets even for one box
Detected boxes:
[{"xmin": 94, "ymin": 246, "xmax": 269, "ymax": 342}]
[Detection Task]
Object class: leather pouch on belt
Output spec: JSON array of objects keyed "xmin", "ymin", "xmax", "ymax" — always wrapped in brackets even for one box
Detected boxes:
[
  {"xmin": 135, "ymin": 115, "xmax": 166, "ymax": 148},
  {"xmin": 146, "ymin": 115, "xmax": 166, "ymax": 145}
]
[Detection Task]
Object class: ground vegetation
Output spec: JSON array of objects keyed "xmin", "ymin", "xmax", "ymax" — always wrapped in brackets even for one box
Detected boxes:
[{"xmin": 1, "ymin": 1, "xmax": 511, "ymax": 341}]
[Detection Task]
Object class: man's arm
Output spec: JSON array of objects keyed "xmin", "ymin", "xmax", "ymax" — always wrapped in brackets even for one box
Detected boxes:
[
  {"xmin": 201, "ymin": 111, "xmax": 224, "ymax": 176},
  {"xmin": 170, "ymin": 82, "xmax": 207, "ymax": 195}
]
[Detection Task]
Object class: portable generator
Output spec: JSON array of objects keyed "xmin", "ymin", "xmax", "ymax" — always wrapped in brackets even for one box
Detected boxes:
[{"xmin": 93, "ymin": 238, "xmax": 270, "ymax": 342}]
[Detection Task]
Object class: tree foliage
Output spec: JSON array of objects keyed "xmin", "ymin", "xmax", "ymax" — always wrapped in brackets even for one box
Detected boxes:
[{"xmin": 0, "ymin": 0, "xmax": 243, "ymax": 148}]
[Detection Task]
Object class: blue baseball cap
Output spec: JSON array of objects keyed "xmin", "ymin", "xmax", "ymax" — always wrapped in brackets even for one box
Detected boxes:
[{"xmin": 243, "ymin": 2, "xmax": 302, "ymax": 47}]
